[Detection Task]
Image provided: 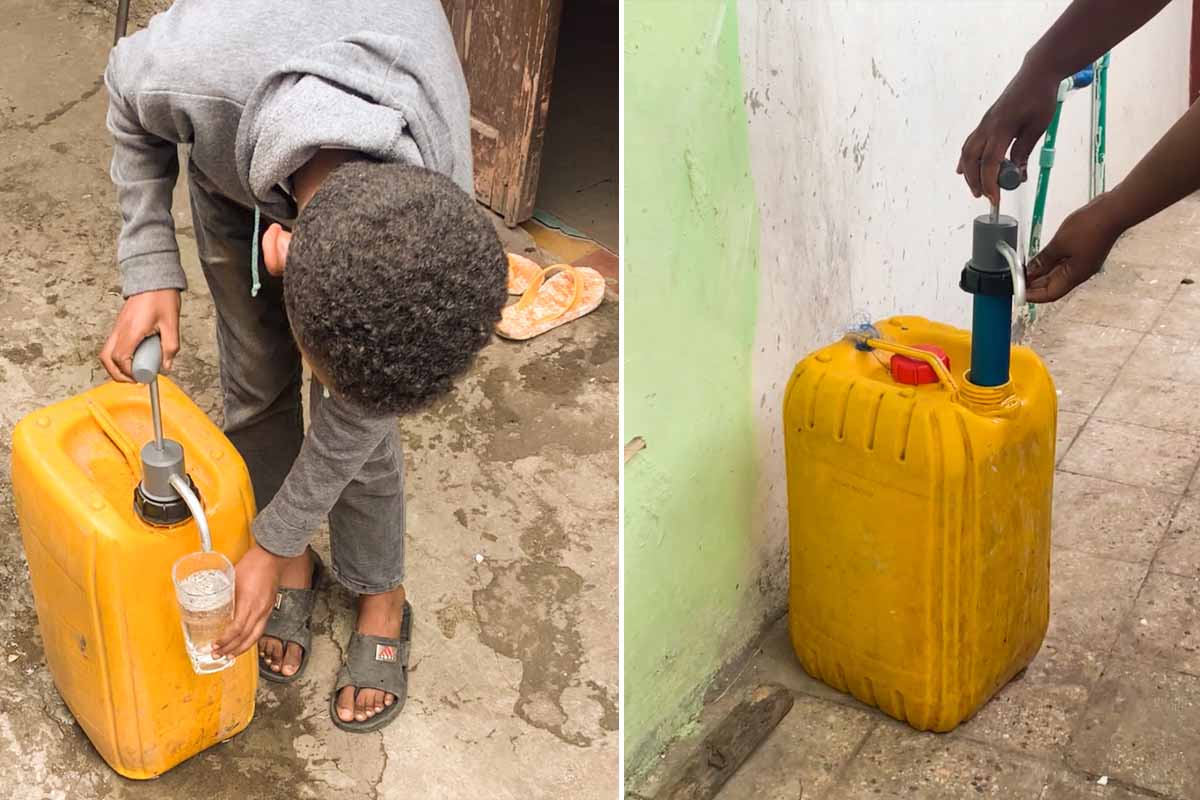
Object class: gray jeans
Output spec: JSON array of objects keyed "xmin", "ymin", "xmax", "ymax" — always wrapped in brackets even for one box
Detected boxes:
[{"xmin": 187, "ymin": 168, "xmax": 405, "ymax": 594}]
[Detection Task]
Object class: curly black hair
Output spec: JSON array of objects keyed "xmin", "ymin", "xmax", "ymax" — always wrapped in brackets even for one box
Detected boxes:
[{"xmin": 284, "ymin": 161, "xmax": 507, "ymax": 416}]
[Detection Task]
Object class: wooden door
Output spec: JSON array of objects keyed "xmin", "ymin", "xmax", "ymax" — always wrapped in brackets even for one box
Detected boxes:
[{"xmin": 440, "ymin": 0, "xmax": 563, "ymax": 225}]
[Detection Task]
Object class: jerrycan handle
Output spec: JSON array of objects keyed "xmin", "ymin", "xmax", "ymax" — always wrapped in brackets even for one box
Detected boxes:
[
  {"xmin": 85, "ymin": 399, "xmax": 143, "ymax": 479},
  {"xmin": 864, "ymin": 338, "xmax": 960, "ymax": 397}
]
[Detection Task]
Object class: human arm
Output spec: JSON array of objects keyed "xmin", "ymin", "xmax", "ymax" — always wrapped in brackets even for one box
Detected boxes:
[
  {"xmin": 958, "ymin": 0, "xmax": 1172, "ymax": 204},
  {"xmin": 98, "ymin": 54, "xmax": 185, "ymax": 380},
  {"xmin": 210, "ymin": 394, "xmax": 395, "ymax": 657},
  {"xmin": 1027, "ymin": 98, "xmax": 1200, "ymax": 302}
]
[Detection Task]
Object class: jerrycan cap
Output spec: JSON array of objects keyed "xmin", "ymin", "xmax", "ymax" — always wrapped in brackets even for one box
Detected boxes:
[{"xmin": 890, "ymin": 345, "xmax": 950, "ymax": 386}]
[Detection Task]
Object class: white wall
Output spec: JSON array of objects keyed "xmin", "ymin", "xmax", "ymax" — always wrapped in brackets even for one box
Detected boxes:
[{"xmin": 737, "ymin": 0, "xmax": 1191, "ymax": 609}]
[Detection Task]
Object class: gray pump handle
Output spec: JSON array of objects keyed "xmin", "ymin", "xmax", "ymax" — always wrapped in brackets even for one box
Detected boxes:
[
  {"xmin": 131, "ymin": 335, "xmax": 162, "ymax": 384},
  {"xmin": 997, "ymin": 159, "xmax": 1022, "ymax": 191}
]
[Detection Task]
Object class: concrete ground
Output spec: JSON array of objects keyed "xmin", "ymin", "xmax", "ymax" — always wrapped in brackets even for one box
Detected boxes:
[
  {"xmin": 630, "ymin": 198, "xmax": 1200, "ymax": 799},
  {"xmin": 0, "ymin": 2, "xmax": 617, "ymax": 798}
]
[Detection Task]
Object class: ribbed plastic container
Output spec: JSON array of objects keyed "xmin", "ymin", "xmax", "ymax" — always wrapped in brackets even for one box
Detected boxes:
[{"xmin": 782, "ymin": 316, "xmax": 1056, "ymax": 731}]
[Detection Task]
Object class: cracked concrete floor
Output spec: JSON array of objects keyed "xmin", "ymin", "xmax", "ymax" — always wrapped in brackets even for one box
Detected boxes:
[
  {"xmin": 631, "ymin": 200, "xmax": 1200, "ymax": 799},
  {"xmin": 0, "ymin": 1, "xmax": 618, "ymax": 797}
]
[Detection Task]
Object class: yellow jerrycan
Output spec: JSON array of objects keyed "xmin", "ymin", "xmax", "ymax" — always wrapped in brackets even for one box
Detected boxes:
[
  {"xmin": 782, "ymin": 317, "xmax": 1055, "ymax": 731},
  {"xmin": 10, "ymin": 335, "xmax": 258, "ymax": 778},
  {"xmin": 784, "ymin": 173, "xmax": 1055, "ymax": 731}
]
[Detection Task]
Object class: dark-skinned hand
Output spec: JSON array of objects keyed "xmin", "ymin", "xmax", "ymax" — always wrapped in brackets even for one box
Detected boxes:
[
  {"xmin": 1026, "ymin": 195, "xmax": 1124, "ymax": 303},
  {"xmin": 958, "ymin": 65, "xmax": 1059, "ymax": 205},
  {"xmin": 213, "ymin": 544, "xmax": 286, "ymax": 659}
]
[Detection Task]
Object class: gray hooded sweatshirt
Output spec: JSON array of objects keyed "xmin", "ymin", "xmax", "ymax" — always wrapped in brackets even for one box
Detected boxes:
[
  {"xmin": 104, "ymin": 0, "xmax": 472, "ymax": 557},
  {"xmin": 106, "ymin": 0, "xmax": 472, "ymax": 296}
]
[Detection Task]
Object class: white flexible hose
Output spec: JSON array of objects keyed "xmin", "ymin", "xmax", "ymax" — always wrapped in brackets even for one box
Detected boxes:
[
  {"xmin": 169, "ymin": 473, "xmax": 212, "ymax": 553},
  {"xmin": 996, "ymin": 240, "xmax": 1026, "ymax": 308}
]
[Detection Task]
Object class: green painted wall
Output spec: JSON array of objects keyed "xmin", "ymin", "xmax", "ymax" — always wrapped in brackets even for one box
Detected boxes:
[{"xmin": 623, "ymin": 0, "xmax": 761, "ymax": 776}]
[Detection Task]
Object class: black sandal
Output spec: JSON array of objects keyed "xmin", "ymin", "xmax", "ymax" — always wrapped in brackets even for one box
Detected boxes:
[
  {"xmin": 329, "ymin": 601, "xmax": 412, "ymax": 732},
  {"xmin": 258, "ymin": 551, "xmax": 323, "ymax": 684}
]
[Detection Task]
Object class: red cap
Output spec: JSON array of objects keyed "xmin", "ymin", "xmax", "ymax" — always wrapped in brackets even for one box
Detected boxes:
[{"xmin": 890, "ymin": 345, "xmax": 950, "ymax": 386}]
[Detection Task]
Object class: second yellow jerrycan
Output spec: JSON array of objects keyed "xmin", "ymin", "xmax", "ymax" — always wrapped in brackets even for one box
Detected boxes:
[
  {"xmin": 782, "ymin": 314, "xmax": 1056, "ymax": 732},
  {"xmin": 10, "ymin": 335, "xmax": 258, "ymax": 778}
]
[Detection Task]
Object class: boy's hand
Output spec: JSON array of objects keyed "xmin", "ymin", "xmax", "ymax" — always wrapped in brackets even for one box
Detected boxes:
[
  {"xmin": 958, "ymin": 63, "xmax": 1059, "ymax": 205},
  {"xmin": 1026, "ymin": 194, "xmax": 1124, "ymax": 303},
  {"xmin": 213, "ymin": 544, "xmax": 286, "ymax": 659},
  {"xmin": 100, "ymin": 289, "xmax": 181, "ymax": 382}
]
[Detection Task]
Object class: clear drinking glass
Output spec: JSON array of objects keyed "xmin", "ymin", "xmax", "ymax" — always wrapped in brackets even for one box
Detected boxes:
[{"xmin": 172, "ymin": 551, "xmax": 235, "ymax": 675}]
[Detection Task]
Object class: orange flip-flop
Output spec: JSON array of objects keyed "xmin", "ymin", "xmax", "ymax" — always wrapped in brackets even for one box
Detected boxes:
[
  {"xmin": 496, "ymin": 264, "xmax": 605, "ymax": 341},
  {"xmin": 506, "ymin": 253, "xmax": 542, "ymax": 295}
]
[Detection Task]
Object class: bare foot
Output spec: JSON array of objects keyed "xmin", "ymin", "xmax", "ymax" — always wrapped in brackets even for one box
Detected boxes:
[
  {"xmin": 258, "ymin": 547, "xmax": 313, "ymax": 677},
  {"xmin": 336, "ymin": 585, "xmax": 406, "ymax": 722}
]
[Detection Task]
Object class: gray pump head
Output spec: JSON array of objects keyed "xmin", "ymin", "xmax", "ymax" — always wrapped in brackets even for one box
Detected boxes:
[
  {"xmin": 130, "ymin": 335, "xmax": 197, "ymax": 526},
  {"xmin": 961, "ymin": 159, "xmax": 1023, "ymax": 300}
]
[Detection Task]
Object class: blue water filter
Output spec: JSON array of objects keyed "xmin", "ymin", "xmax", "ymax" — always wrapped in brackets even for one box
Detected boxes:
[
  {"xmin": 970, "ymin": 293, "xmax": 1013, "ymax": 387},
  {"xmin": 960, "ymin": 212, "xmax": 1019, "ymax": 387}
]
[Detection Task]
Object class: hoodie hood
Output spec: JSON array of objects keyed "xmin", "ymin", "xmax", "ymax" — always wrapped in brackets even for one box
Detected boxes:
[{"xmin": 236, "ymin": 29, "xmax": 473, "ymax": 221}]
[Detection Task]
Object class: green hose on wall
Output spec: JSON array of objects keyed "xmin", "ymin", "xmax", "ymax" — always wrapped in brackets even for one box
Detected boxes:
[{"xmin": 1024, "ymin": 53, "xmax": 1109, "ymax": 323}]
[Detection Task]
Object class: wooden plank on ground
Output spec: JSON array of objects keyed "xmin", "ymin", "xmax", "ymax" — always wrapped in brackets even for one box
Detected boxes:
[{"xmin": 655, "ymin": 683, "xmax": 795, "ymax": 800}]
